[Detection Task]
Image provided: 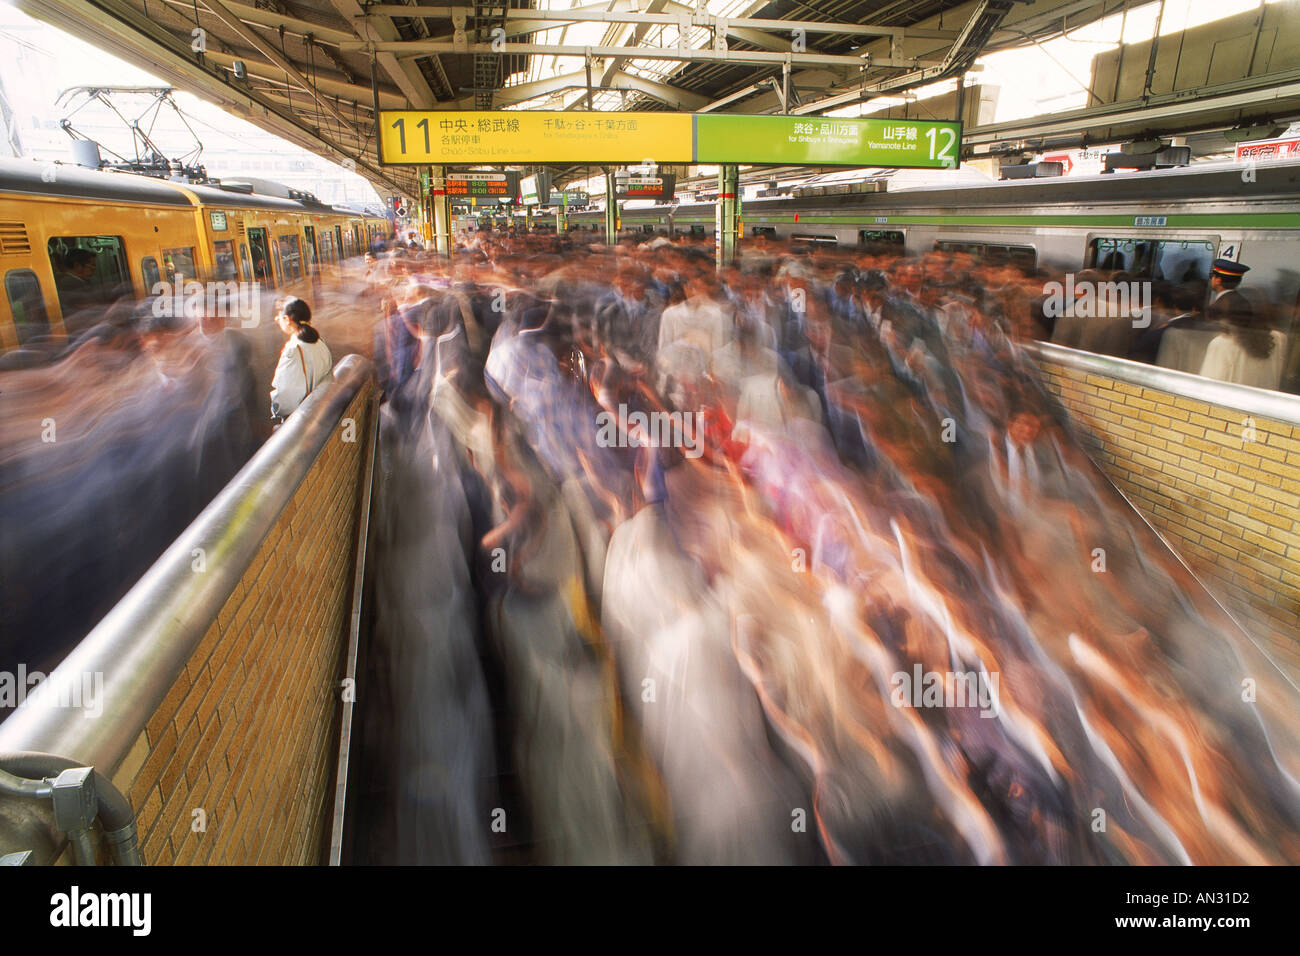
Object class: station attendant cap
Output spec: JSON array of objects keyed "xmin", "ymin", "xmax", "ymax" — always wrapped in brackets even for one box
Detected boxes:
[{"xmin": 1212, "ymin": 258, "xmax": 1249, "ymax": 277}]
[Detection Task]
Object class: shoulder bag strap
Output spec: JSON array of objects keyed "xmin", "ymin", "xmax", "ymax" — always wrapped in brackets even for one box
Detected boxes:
[{"xmin": 297, "ymin": 344, "xmax": 314, "ymax": 395}]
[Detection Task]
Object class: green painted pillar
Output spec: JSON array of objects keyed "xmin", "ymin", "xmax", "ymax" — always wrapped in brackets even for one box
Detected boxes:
[
  {"xmin": 604, "ymin": 168, "xmax": 618, "ymax": 245},
  {"xmin": 430, "ymin": 165, "xmax": 452, "ymax": 257},
  {"xmin": 716, "ymin": 163, "xmax": 739, "ymax": 269}
]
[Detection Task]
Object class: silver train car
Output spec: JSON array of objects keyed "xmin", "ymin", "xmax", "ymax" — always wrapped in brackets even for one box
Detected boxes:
[{"xmin": 560, "ymin": 160, "xmax": 1300, "ymax": 309}]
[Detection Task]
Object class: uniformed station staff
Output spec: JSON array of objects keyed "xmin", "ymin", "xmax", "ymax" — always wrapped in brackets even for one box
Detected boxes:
[
  {"xmin": 1207, "ymin": 258, "xmax": 1254, "ymax": 323},
  {"xmin": 1197, "ymin": 259, "xmax": 1288, "ymax": 389},
  {"xmin": 1130, "ymin": 258, "xmax": 1250, "ymax": 365}
]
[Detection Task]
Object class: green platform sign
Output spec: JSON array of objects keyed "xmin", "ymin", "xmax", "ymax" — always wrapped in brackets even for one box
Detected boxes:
[{"xmin": 695, "ymin": 115, "xmax": 961, "ymax": 168}]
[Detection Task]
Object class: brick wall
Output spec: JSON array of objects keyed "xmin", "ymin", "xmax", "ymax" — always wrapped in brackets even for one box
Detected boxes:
[
  {"xmin": 1035, "ymin": 360, "xmax": 1300, "ymax": 674},
  {"xmin": 108, "ymin": 386, "xmax": 373, "ymax": 865}
]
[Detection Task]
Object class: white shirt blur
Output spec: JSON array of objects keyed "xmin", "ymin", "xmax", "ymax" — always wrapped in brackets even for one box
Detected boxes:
[
  {"xmin": 270, "ymin": 332, "xmax": 333, "ymax": 418},
  {"xmin": 1198, "ymin": 330, "xmax": 1287, "ymax": 390}
]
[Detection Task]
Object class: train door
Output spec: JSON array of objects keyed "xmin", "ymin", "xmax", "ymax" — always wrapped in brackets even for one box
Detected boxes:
[
  {"xmin": 239, "ymin": 244, "xmax": 252, "ymax": 286},
  {"xmin": 302, "ymin": 225, "xmax": 319, "ymax": 278},
  {"xmin": 270, "ymin": 239, "xmax": 284, "ymax": 287},
  {"xmin": 352, "ymin": 225, "xmax": 362, "ymax": 255},
  {"xmin": 334, "ymin": 225, "xmax": 344, "ymax": 264},
  {"xmin": 247, "ymin": 228, "xmax": 273, "ymax": 288}
]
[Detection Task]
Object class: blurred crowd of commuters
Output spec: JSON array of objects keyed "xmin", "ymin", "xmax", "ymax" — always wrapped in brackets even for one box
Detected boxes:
[{"xmin": 349, "ymin": 228, "xmax": 1298, "ymax": 864}]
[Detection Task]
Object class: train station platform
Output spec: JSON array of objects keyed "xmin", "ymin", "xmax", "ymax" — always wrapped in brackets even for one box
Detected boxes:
[
  {"xmin": 2, "ymin": 293, "xmax": 1298, "ymax": 865},
  {"xmin": 2, "ymin": 0, "xmax": 1299, "ymax": 875}
]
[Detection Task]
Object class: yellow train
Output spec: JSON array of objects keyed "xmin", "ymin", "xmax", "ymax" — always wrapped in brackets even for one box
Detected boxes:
[{"xmin": 0, "ymin": 158, "xmax": 391, "ymax": 352}]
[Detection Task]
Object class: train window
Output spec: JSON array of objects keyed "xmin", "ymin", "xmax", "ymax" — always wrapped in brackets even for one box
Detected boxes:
[
  {"xmin": 212, "ymin": 240, "xmax": 239, "ymax": 281},
  {"xmin": 858, "ymin": 229, "xmax": 904, "ymax": 251},
  {"xmin": 792, "ymin": 234, "xmax": 838, "ymax": 248},
  {"xmin": 162, "ymin": 247, "xmax": 198, "ymax": 284},
  {"xmin": 141, "ymin": 258, "xmax": 160, "ymax": 292},
  {"xmin": 47, "ymin": 236, "xmax": 128, "ymax": 316},
  {"xmin": 238, "ymin": 244, "xmax": 252, "ymax": 285},
  {"xmin": 1089, "ymin": 237, "xmax": 1213, "ymax": 284},
  {"xmin": 935, "ymin": 240, "xmax": 1036, "ymax": 272},
  {"xmin": 278, "ymin": 235, "xmax": 302, "ymax": 280},
  {"xmin": 270, "ymin": 240, "xmax": 284, "ymax": 286},
  {"xmin": 689, "ymin": 224, "xmax": 705, "ymax": 237},
  {"xmin": 749, "ymin": 227, "xmax": 777, "ymax": 239},
  {"xmin": 1007, "ymin": 247, "xmax": 1037, "ymax": 273},
  {"xmin": 4, "ymin": 269, "xmax": 50, "ymax": 346}
]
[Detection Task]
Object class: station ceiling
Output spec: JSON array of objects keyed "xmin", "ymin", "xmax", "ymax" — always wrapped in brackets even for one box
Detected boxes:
[{"xmin": 14, "ymin": 1, "xmax": 1300, "ymax": 198}]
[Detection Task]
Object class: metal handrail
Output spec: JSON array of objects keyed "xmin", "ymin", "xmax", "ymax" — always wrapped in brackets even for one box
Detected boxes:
[
  {"xmin": 0, "ymin": 355, "xmax": 375, "ymax": 779},
  {"xmin": 1023, "ymin": 340, "xmax": 1300, "ymax": 425},
  {"xmin": 328, "ymin": 384, "xmax": 379, "ymax": 865}
]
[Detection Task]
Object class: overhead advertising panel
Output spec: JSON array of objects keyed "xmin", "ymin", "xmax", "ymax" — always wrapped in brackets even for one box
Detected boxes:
[
  {"xmin": 695, "ymin": 115, "xmax": 961, "ymax": 168},
  {"xmin": 379, "ymin": 111, "xmax": 693, "ymax": 164},
  {"xmin": 1235, "ymin": 137, "xmax": 1300, "ymax": 161},
  {"xmin": 379, "ymin": 111, "xmax": 961, "ymax": 169},
  {"xmin": 520, "ymin": 175, "xmax": 541, "ymax": 205},
  {"xmin": 520, "ymin": 170, "xmax": 553, "ymax": 205}
]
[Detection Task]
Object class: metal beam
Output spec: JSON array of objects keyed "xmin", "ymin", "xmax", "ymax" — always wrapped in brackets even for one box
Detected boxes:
[
  {"xmin": 963, "ymin": 75, "xmax": 1300, "ymax": 149},
  {"xmin": 342, "ymin": 39, "xmax": 937, "ymax": 70},
  {"xmin": 156, "ymin": 0, "xmax": 355, "ymax": 47},
  {"xmin": 360, "ymin": 5, "xmax": 960, "ymax": 40},
  {"xmin": 611, "ymin": 70, "xmax": 709, "ymax": 111},
  {"xmin": 476, "ymin": 68, "xmax": 709, "ymax": 112},
  {"xmin": 326, "ymin": 0, "xmax": 439, "ymax": 108},
  {"xmin": 466, "ymin": 69, "xmax": 588, "ymax": 109},
  {"xmin": 597, "ymin": 0, "xmax": 671, "ymax": 89},
  {"xmin": 699, "ymin": 77, "xmax": 779, "ymax": 113},
  {"xmin": 199, "ymin": 0, "xmax": 358, "ymax": 134},
  {"xmin": 789, "ymin": 0, "xmax": 998, "ymax": 115},
  {"xmin": 200, "ymin": 49, "xmax": 403, "ymax": 109}
]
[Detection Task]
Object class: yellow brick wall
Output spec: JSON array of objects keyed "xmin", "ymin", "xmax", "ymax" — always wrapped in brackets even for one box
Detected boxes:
[
  {"xmin": 111, "ymin": 386, "xmax": 373, "ymax": 865},
  {"xmin": 1035, "ymin": 361, "xmax": 1300, "ymax": 673}
]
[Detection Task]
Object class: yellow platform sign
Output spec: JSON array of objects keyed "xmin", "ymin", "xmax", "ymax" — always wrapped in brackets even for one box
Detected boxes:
[{"xmin": 378, "ymin": 110, "xmax": 693, "ymax": 165}]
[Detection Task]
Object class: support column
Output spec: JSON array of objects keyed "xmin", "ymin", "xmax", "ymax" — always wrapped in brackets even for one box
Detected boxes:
[
  {"xmin": 604, "ymin": 167, "xmax": 618, "ymax": 245},
  {"xmin": 430, "ymin": 164, "xmax": 452, "ymax": 257},
  {"xmin": 715, "ymin": 163, "xmax": 739, "ymax": 269},
  {"xmin": 556, "ymin": 195, "xmax": 567, "ymax": 234}
]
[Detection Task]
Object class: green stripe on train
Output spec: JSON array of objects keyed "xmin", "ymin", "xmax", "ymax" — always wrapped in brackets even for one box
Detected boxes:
[{"xmin": 616, "ymin": 212, "xmax": 1300, "ymax": 228}]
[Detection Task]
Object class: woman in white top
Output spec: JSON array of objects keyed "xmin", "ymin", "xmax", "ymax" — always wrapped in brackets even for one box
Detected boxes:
[
  {"xmin": 1198, "ymin": 322, "xmax": 1287, "ymax": 391},
  {"xmin": 270, "ymin": 297, "xmax": 333, "ymax": 419}
]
